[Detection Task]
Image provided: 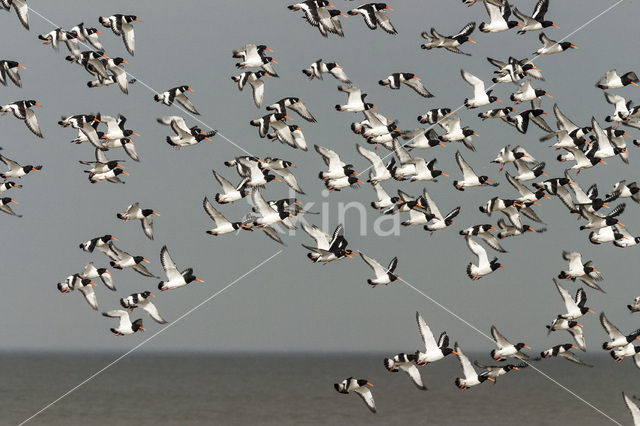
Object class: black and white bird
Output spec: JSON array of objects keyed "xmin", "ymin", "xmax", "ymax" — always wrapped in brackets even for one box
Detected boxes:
[
  {"xmin": 0, "ymin": 197, "xmax": 19, "ymax": 217},
  {"xmin": 348, "ymin": 3, "xmax": 396, "ymax": 34},
  {"xmin": 102, "ymin": 310, "xmax": 144, "ymax": 336},
  {"xmin": 56, "ymin": 274, "xmax": 98, "ymax": 311},
  {"xmin": 154, "ymin": 86, "xmax": 199, "ymax": 115},
  {"xmin": 534, "ymin": 32, "xmax": 577, "ymax": 55},
  {"xmin": 479, "ymin": 0, "xmax": 519, "ymax": 33},
  {"xmin": 421, "ymin": 22, "xmax": 476, "ymax": 55},
  {"xmin": 158, "ymin": 245, "xmax": 204, "ymax": 291},
  {"xmin": 211, "ymin": 170, "xmax": 249, "ymax": 204},
  {"xmin": 505, "ymin": 99, "xmax": 552, "ymax": 134},
  {"xmin": 334, "ymin": 377, "xmax": 376, "ymax": 413},
  {"xmin": 302, "ymin": 59, "xmax": 351, "ymax": 83},
  {"xmin": 383, "ymin": 353, "xmax": 426, "ymax": 390},
  {"xmin": 117, "ymin": 202, "xmax": 159, "ymax": 240},
  {"xmin": 418, "ymin": 108, "xmax": 452, "ymax": 124},
  {"xmin": 105, "ymin": 243, "xmax": 158, "ymax": 278},
  {"xmin": 59, "ymin": 114, "xmax": 102, "ymax": 147},
  {"xmin": 120, "ymin": 291, "xmax": 167, "ymax": 324},
  {"xmin": 79, "ymin": 234, "xmax": 118, "ymax": 254},
  {"xmin": 421, "ymin": 188, "xmax": 459, "ymax": 233},
  {"xmin": 546, "ymin": 317, "xmax": 586, "ymax": 351},
  {"xmin": 610, "ymin": 342, "xmax": 640, "ymax": 368},
  {"xmin": 453, "ymin": 150, "xmax": 498, "ymax": 191},
  {"xmin": 473, "ymin": 361, "xmax": 526, "ymax": 383},
  {"xmin": 80, "ymin": 262, "xmax": 115, "ymax": 291},
  {"xmin": 489, "ymin": 325, "xmax": 533, "ymax": 361},
  {"xmin": 596, "ymin": 70, "xmax": 639, "ymax": 90},
  {"xmin": 454, "ymin": 342, "xmax": 494, "ymax": 389},
  {"xmin": 71, "ymin": 22, "xmax": 104, "ymax": 51},
  {"xmin": 335, "ymin": 85, "xmax": 376, "ymax": 112},
  {"xmin": 0, "ymin": 153, "xmax": 41, "ymax": 179},
  {"xmin": 461, "ymin": 69, "xmax": 501, "ymax": 108},
  {"xmin": 315, "ymin": 144, "xmax": 355, "ymax": 180},
  {"xmin": 492, "ymin": 145, "xmax": 534, "ymax": 171},
  {"xmin": 465, "ymin": 236, "xmax": 503, "ymax": 280},
  {"xmin": 557, "ymin": 251, "xmax": 604, "ymax": 293},
  {"xmin": 510, "ymin": 80, "xmax": 552, "ymax": 104},
  {"xmin": 378, "ymin": 73, "xmax": 433, "ymax": 98},
  {"xmin": 302, "ymin": 223, "xmax": 355, "ymax": 263},
  {"xmin": 600, "ymin": 312, "xmax": 640, "ymax": 350},
  {"xmin": 437, "ymin": 116, "xmax": 478, "ymax": 151},
  {"xmin": 459, "ymin": 224, "xmax": 506, "ymax": 253},
  {"xmin": 513, "ymin": 0, "xmax": 558, "ymax": 34},
  {"xmin": 541, "ymin": 344, "xmax": 591, "ymax": 366},
  {"xmin": 1, "ymin": 100, "xmax": 42, "ymax": 137},
  {"xmin": 553, "ymin": 279, "xmax": 594, "ymax": 320},
  {"xmin": 0, "ymin": 180, "xmax": 21, "ymax": 194},
  {"xmin": 359, "ymin": 252, "xmax": 401, "ymax": 286},
  {"xmin": 414, "ymin": 311, "xmax": 457, "ymax": 366},
  {"xmin": 99, "ymin": 14, "xmax": 141, "ymax": 55},
  {"xmin": 232, "ymin": 71, "xmax": 269, "ymax": 108},
  {"xmin": 488, "ymin": 56, "xmax": 544, "ymax": 83},
  {"xmin": 369, "ymin": 182, "xmax": 398, "ymax": 210},
  {"xmin": 267, "ymin": 97, "xmax": 316, "ymax": 123},
  {"xmin": 0, "ymin": 60, "xmax": 25, "ymax": 87},
  {"xmin": 203, "ymin": 196, "xmax": 248, "ymax": 236}
]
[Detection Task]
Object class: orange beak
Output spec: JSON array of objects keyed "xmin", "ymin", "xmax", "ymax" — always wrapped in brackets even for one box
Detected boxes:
[
  {"xmin": 187, "ymin": 88, "xmax": 194, "ymax": 92},
  {"xmin": 10, "ymin": 200, "xmax": 18, "ymax": 204},
  {"xmin": 35, "ymin": 103, "xmax": 42, "ymax": 107},
  {"xmin": 195, "ymin": 278, "xmax": 205, "ymax": 283},
  {"xmin": 271, "ymin": 60, "xmax": 279, "ymax": 64},
  {"xmin": 545, "ymin": 93, "xmax": 553, "ymax": 98},
  {"xmin": 18, "ymin": 64, "xmax": 26, "ymax": 69},
  {"xmin": 122, "ymin": 171, "xmax": 130, "ymax": 176},
  {"xmin": 111, "ymin": 237, "xmax": 119, "ymax": 241},
  {"xmin": 496, "ymin": 99, "xmax": 503, "ymax": 103},
  {"xmin": 552, "ymin": 24, "xmax": 559, "ymax": 29},
  {"xmin": 142, "ymin": 258, "xmax": 150, "ymax": 263},
  {"xmin": 152, "ymin": 212, "xmax": 160, "ymax": 216},
  {"xmin": 441, "ymin": 172, "xmax": 449, "ymax": 177},
  {"xmin": 385, "ymin": 6, "xmax": 393, "ymax": 10}
]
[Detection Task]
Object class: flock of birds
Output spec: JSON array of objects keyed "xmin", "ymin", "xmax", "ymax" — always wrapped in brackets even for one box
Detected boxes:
[{"xmin": 2, "ymin": 0, "xmax": 640, "ymax": 422}]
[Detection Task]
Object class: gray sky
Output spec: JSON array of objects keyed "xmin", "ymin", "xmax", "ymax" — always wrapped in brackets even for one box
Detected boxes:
[{"xmin": 1, "ymin": 0, "xmax": 640, "ymax": 354}]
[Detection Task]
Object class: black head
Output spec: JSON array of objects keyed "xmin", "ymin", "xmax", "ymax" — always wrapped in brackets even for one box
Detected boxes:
[
  {"xmin": 133, "ymin": 256, "xmax": 146, "ymax": 264},
  {"xmin": 4, "ymin": 60, "xmax": 19, "ymax": 68},
  {"xmin": 105, "ymin": 160, "xmax": 120, "ymax": 170},
  {"xmin": 534, "ymin": 88, "xmax": 549, "ymax": 98},
  {"xmin": 178, "ymin": 85, "xmax": 191, "ymax": 92},
  {"xmin": 622, "ymin": 72, "xmax": 639, "ymax": 86},
  {"xmin": 515, "ymin": 343, "xmax": 528, "ymax": 351},
  {"xmin": 264, "ymin": 174, "xmax": 278, "ymax": 183},
  {"xmin": 541, "ymin": 21, "xmax": 557, "ymax": 29},
  {"xmin": 390, "ymin": 196, "xmax": 400, "ymax": 203},
  {"xmin": 1, "ymin": 197, "xmax": 13, "ymax": 204},
  {"xmin": 490, "ymin": 258, "xmax": 502, "ymax": 271},
  {"xmin": 125, "ymin": 15, "xmax": 139, "ymax": 23},
  {"xmin": 560, "ymin": 41, "xmax": 576, "ymax": 51},
  {"xmin": 462, "ymin": 128, "xmax": 476, "ymax": 137},
  {"xmin": 97, "ymin": 268, "xmax": 108, "ymax": 275},
  {"xmin": 279, "ymin": 210, "xmax": 292, "ymax": 220},
  {"xmin": 132, "ymin": 318, "xmax": 144, "ymax": 331},
  {"xmin": 141, "ymin": 209, "xmax": 156, "ymax": 217},
  {"xmin": 114, "ymin": 168, "xmax": 127, "ymax": 177},
  {"xmin": 561, "ymin": 343, "xmax": 573, "ymax": 351}
]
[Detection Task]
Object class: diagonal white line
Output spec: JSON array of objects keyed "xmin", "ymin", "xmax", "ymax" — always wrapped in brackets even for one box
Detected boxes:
[
  {"xmin": 355, "ymin": 0, "xmax": 625, "ymax": 177},
  {"xmin": 402, "ymin": 279, "xmax": 622, "ymax": 426},
  {"xmin": 18, "ymin": 249, "xmax": 283, "ymax": 426},
  {"xmin": 27, "ymin": 6, "xmax": 255, "ymax": 157}
]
